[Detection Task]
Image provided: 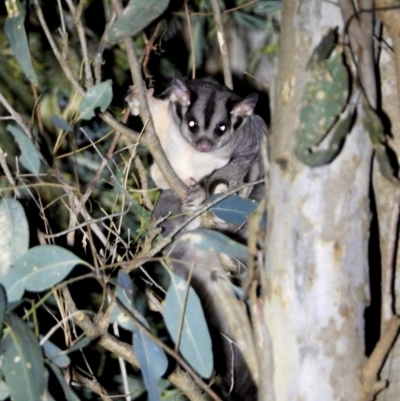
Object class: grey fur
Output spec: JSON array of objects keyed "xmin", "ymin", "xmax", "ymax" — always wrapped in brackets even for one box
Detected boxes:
[{"xmin": 168, "ymin": 77, "xmax": 267, "ymax": 197}]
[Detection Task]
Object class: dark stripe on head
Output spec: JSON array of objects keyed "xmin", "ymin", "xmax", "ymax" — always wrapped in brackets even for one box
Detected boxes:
[
  {"xmin": 204, "ymin": 91, "xmax": 216, "ymax": 130},
  {"xmin": 185, "ymin": 90, "xmax": 199, "ymax": 116}
]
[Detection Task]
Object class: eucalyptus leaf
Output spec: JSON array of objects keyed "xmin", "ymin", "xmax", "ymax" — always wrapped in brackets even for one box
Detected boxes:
[
  {"xmin": 0, "ymin": 381, "xmax": 9, "ymax": 401},
  {"xmin": 209, "ymin": 195, "xmax": 257, "ymax": 226},
  {"xmin": 295, "ymin": 31, "xmax": 350, "ymax": 167},
  {"xmin": 0, "ymin": 266, "xmax": 27, "ymax": 303},
  {"xmin": 0, "ymin": 199, "xmax": 29, "ymax": 278},
  {"xmin": 64, "ymin": 336, "xmax": 91, "ymax": 355},
  {"xmin": 17, "ymin": 245, "xmax": 83, "ymax": 291},
  {"xmin": 116, "ymin": 270, "xmax": 134, "ymax": 310},
  {"xmin": 79, "ymin": 80, "xmax": 113, "ymax": 120},
  {"xmin": 115, "ymin": 270, "xmax": 169, "ymax": 384},
  {"xmin": 41, "ymin": 337, "xmax": 71, "ymax": 368},
  {"xmin": 51, "ymin": 116, "xmax": 73, "ymax": 132},
  {"xmin": 4, "ymin": 0, "xmax": 38, "ymax": 84},
  {"xmin": 106, "ymin": 0, "xmax": 169, "ymax": 44},
  {"xmin": 133, "ymin": 327, "xmax": 168, "ymax": 401},
  {"xmin": 164, "ymin": 272, "xmax": 213, "ymax": 378},
  {"xmin": 7, "ymin": 126, "xmax": 41, "ymax": 174},
  {"xmin": 2, "ymin": 314, "xmax": 46, "ymax": 401},
  {"xmin": 7, "ymin": 245, "xmax": 84, "ymax": 298},
  {"xmin": 178, "ymin": 229, "xmax": 248, "ymax": 261}
]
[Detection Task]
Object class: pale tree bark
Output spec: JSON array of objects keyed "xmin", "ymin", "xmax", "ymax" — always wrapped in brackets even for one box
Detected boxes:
[
  {"xmin": 375, "ymin": 21, "xmax": 400, "ymax": 401},
  {"xmin": 263, "ymin": 1, "xmax": 373, "ymax": 400}
]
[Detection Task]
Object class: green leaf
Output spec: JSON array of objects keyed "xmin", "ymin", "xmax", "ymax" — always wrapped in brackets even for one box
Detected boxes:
[
  {"xmin": 79, "ymin": 80, "xmax": 113, "ymax": 120},
  {"xmin": 1, "ymin": 245, "xmax": 84, "ymax": 302},
  {"xmin": 178, "ymin": 229, "xmax": 248, "ymax": 261},
  {"xmin": 2, "ymin": 314, "xmax": 46, "ymax": 401},
  {"xmin": 5, "ymin": 0, "xmax": 38, "ymax": 85},
  {"xmin": 106, "ymin": 0, "xmax": 169, "ymax": 44},
  {"xmin": 7, "ymin": 126, "xmax": 41, "ymax": 174},
  {"xmin": 41, "ymin": 338, "xmax": 71, "ymax": 368},
  {"xmin": 133, "ymin": 327, "xmax": 168, "ymax": 401},
  {"xmin": 295, "ymin": 31, "xmax": 351, "ymax": 167},
  {"xmin": 51, "ymin": 116, "xmax": 73, "ymax": 132},
  {"xmin": 115, "ymin": 271, "xmax": 168, "ymax": 386},
  {"xmin": 64, "ymin": 336, "xmax": 91, "ymax": 354},
  {"xmin": 1, "ymin": 266, "xmax": 26, "ymax": 303},
  {"xmin": 209, "ymin": 195, "xmax": 257, "ymax": 226},
  {"xmin": 0, "ymin": 199, "xmax": 29, "ymax": 278},
  {"xmin": 13, "ymin": 245, "xmax": 84, "ymax": 293},
  {"xmin": 164, "ymin": 272, "xmax": 213, "ymax": 378},
  {"xmin": 0, "ymin": 381, "xmax": 10, "ymax": 400},
  {"xmin": 294, "ymin": 108, "xmax": 353, "ymax": 167}
]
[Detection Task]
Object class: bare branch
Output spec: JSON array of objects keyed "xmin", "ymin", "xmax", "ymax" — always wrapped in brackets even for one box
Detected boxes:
[
  {"xmin": 210, "ymin": 0, "xmax": 233, "ymax": 89},
  {"xmin": 110, "ymin": 0, "xmax": 187, "ymax": 200}
]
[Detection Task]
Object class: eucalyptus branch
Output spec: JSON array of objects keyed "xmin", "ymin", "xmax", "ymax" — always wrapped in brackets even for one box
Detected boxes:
[
  {"xmin": 64, "ymin": 0, "xmax": 94, "ymax": 88},
  {"xmin": 0, "ymin": 148, "xmax": 21, "ymax": 197},
  {"xmin": 362, "ymin": 316, "xmax": 400, "ymax": 400},
  {"xmin": 41, "ymin": 203, "xmax": 131, "ymax": 239},
  {"xmin": 125, "ymin": 179, "xmax": 265, "ymax": 271},
  {"xmin": 0, "ymin": 92, "xmax": 34, "ymax": 140},
  {"xmin": 210, "ymin": 0, "xmax": 233, "ymax": 89},
  {"xmin": 62, "ymin": 287, "xmax": 209, "ymax": 401},
  {"xmin": 184, "ymin": 1, "xmax": 196, "ymax": 79},
  {"xmin": 116, "ymin": 298, "xmax": 222, "ymax": 401},
  {"xmin": 72, "ymin": 369, "xmax": 112, "ymax": 401},
  {"xmin": 32, "ymin": 0, "xmax": 84, "ymax": 96},
  {"xmin": 110, "ymin": 0, "xmax": 187, "ymax": 201},
  {"xmin": 134, "ymin": 156, "xmax": 154, "ymax": 210},
  {"xmin": 34, "ymin": 0, "xmax": 187, "ymax": 203}
]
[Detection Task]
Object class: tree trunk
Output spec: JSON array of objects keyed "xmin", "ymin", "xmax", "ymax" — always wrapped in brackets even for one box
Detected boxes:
[{"xmin": 263, "ymin": 1, "xmax": 373, "ymax": 399}]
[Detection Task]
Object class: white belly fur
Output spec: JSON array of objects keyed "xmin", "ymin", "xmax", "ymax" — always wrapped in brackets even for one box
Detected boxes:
[{"xmin": 148, "ymin": 97, "xmax": 230, "ymax": 189}]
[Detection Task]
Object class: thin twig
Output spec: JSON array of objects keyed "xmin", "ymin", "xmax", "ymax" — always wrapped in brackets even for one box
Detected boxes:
[
  {"xmin": 41, "ymin": 204, "xmax": 131, "ymax": 239},
  {"xmin": 174, "ymin": 0, "xmax": 261, "ymax": 16},
  {"xmin": 72, "ymin": 369, "xmax": 112, "ymax": 401},
  {"xmin": 125, "ymin": 179, "xmax": 264, "ymax": 271},
  {"xmin": 62, "ymin": 287, "xmax": 208, "ymax": 401},
  {"xmin": 141, "ymin": 21, "xmax": 163, "ymax": 86},
  {"xmin": 0, "ymin": 148, "xmax": 21, "ymax": 197},
  {"xmin": 32, "ymin": 0, "xmax": 84, "ymax": 96},
  {"xmin": 34, "ymin": 0, "xmax": 186, "ymax": 202},
  {"xmin": 134, "ymin": 156, "xmax": 154, "ymax": 210},
  {"xmin": 184, "ymin": 1, "xmax": 196, "ymax": 79},
  {"xmin": 0, "ymin": 92, "xmax": 34, "ymax": 140},
  {"xmin": 112, "ymin": 320, "xmax": 132, "ymax": 401},
  {"xmin": 64, "ymin": 0, "xmax": 94, "ymax": 88},
  {"xmin": 116, "ymin": 298, "xmax": 223, "ymax": 401},
  {"xmin": 111, "ymin": 0, "xmax": 187, "ymax": 200},
  {"xmin": 210, "ymin": 0, "xmax": 233, "ymax": 89}
]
